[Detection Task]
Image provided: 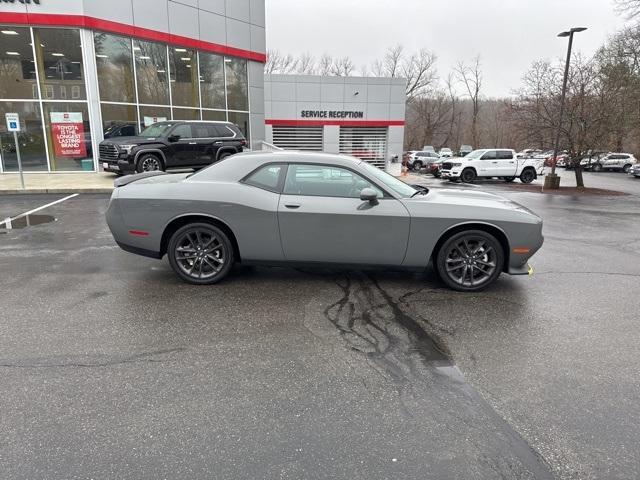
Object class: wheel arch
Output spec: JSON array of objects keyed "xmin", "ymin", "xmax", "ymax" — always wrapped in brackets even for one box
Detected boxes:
[
  {"xmin": 160, "ymin": 213, "xmax": 241, "ymax": 261},
  {"xmin": 431, "ymin": 222, "xmax": 511, "ymax": 272}
]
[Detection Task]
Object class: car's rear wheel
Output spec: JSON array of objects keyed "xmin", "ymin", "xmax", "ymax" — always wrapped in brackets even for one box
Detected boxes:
[
  {"xmin": 520, "ymin": 168, "xmax": 536, "ymax": 184},
  {"xmin": 622, "ymin": 164, "xmax": 632, "ymax": 173},
  {"xmin": 412, "ymin": 160, "xmax": 423, "ymax": 171},
  {"xmin": 218, "ymin": 151, "xmax": 233, "ymax": 161},
  {"xmin": 592, "ymin": 163, "xmax": 603, "ymax": 172},
  {"xmin": 436, "ymin": 230, "xmax": 504, "ymax": 292},
  {"xmin": 137, "ymin": 153, "xmax": 163, "ymax": 173},
  {"xmin": 460, "ymin": 168, "xmax": 476, "ymax": 183},
  {"xmin": 168, "ymin": 223, "xmax": 234, "ymax": 285}
]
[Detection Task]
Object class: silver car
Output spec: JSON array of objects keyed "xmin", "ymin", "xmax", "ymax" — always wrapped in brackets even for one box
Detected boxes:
[{"xmin": 106, "ymin": 151, "xmax": 544, "ymax": 292}]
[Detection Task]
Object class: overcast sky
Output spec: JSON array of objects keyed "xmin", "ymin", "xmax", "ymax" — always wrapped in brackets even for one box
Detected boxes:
[{"xmin": 265, "ymin": 0, "xmax": 629, "ymax": 97}]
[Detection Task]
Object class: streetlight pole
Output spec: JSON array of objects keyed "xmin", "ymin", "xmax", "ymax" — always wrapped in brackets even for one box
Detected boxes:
[{"xmin": 545, "ymin": 27, "xmax": 587, "ymax": 189}]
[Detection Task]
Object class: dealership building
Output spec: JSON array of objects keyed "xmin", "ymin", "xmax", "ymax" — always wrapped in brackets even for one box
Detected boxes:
[{"xmin": 0, "ymin": 1, "xmax": 405, "ymax": 174}]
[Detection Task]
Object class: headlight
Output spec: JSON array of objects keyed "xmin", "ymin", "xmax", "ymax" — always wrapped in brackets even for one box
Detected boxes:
[
  {"xmin": 118, "ymin": 144, "xmax": 137, "ymax": 154},
  {"xmin": 451, "ymin": 162, "xmax": 462, "ymax": 167}
]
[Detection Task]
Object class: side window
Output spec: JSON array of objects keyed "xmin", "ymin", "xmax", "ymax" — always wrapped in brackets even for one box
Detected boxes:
[
  {"xmin": 498, "ymin": 150, "xmax": 513, "ymax": 159},
  {"xmin": 192, "ymin": 124, "xmax": 210, "ymax": 139},
  {"xmin": 213, "ymin": 125, "xmax": 234, "ymax": 138},
  {"xmin": 171, "ymin": 124, "xmax": 192, "ymax": 138},
  {"xmin": 283, "ymin": 164, "xmax": 384, "ymax": 198},
  {"xmin": 480, "ymin": 150, "xmax": 497, "ymax": 160},
  {"xmin": 243, "ymin": 164, "xmax": 284, "ymax": 192},
  {"xmin": 122, "ymin": 125, "xmax": 136, "ymax": 136}
]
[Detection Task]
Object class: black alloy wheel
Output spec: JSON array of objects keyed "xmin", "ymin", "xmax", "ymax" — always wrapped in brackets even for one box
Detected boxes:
[
  {"xmin": 520, "ymin": 169, "xmax": 536, "ymax": 184},
  {"xmin": 622, "ymin": 164, "xmax": 632, "ymax": 174},
  {"xmin": 137, "ymin": 154, "xmax": 163, "ymax": 173},
  {"xmin": 436, "ymin": 230, "xmax": 504, "ymax": 292},
  {"xmin": 168, "ymin": 223, "xmax": 234, "ymax": 285},
  {"xmin": 413, "ymin": 160, "xmax": 423, "ymax": 171},
  {"xmin": 460, "ymin": 168, "xmax": 476, "ymax": 183},
  {"xmin": 592, "ymin": 163, "xmax": 603, "ymax": 172}
]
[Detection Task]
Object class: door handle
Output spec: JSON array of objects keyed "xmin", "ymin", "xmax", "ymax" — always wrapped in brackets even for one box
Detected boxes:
[
  {"xmin": 491, "ymin": 161, "xmax": 498, "ymax": 164},
  {"xmin": 214, "ymin": 141, "xmax": 223, "ymax": 145},
  {"xmin": 189, "ymin": 142, "xmax": 197, "ymax": 145},
  {"xmin": 284, "ymin": 204, "xmax": 301, "ymax": 209}
]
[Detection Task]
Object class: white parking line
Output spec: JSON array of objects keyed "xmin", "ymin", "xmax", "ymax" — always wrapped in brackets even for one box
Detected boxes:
[{"xmin": 0, "ymin": 194, "xmax": 78, "ymax": 229}]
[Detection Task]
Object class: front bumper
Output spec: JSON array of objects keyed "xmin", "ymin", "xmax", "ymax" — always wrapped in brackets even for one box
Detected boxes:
[
  {"xmin": 100, "ymin": 157, "xmax": 134, "ymax": 174},
  {"xmin": 440, "ymin": 170, "xmax": 461, "ymax": 179}
]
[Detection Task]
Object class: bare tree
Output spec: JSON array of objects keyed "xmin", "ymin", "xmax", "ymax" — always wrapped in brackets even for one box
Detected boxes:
[
  {"xmin": 371, "ymin": 45, "xmax": 438, "ymax": 100},
  {"xmin": 318, "ymin": 54, "xmax": 334, "ymax": 76},
  {"xmin": 455, "ymin": 55, "xmax": 483, "ymax": 147},
  {"xmin": 265, "ymin": 50, "xmax": 298, "ymax": 74},
  {"xmin": 614, "ymin": 0, "xmax": 640, "ymax": 19},
  {"xmin": 296, "ymin": 53, "xmax": 317, "ymax": 75},
  {"xmin": 331, "ymin": 56, "xmax": 356, "ymax": 76}
]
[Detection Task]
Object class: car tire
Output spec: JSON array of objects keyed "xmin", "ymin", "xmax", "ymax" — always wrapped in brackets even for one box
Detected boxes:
[
  {"xmin": 435, "ymin": 230, "xmax": 504, "ymax": 292},
  {"xmin": 504, "ymin": 176, "xmax": 516, "ymax": 182},
  {"xmin": 592, "ymin": 163, "xmax": 603, "ymax": 172},
  {"xmin": 167, "ymin": 222, "xmax": 234, "ymax": 285},
  {"xmin": 460, "ymin": 168, "xmax": 476, "ymax": 183},
  {"xmin": 218, "ymin": 151, "xmax": 233, "ymax": 162},
  {"xmin": 519, "ymin": 168, "xmax": 536, "ymax": 184},
  {"xmin": 622, "ymin": 164, "xmax": 632, "ymax": 174},
  {"xmin": 136, "ymin": 153, "xmax": 164, "ymax": 173},
  {"xmin": 412, "ymin": 160, "xmax": 423, "ymax": 171}
]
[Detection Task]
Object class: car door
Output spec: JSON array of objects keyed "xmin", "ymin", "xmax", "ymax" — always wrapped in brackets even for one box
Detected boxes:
[
  {"xmin": 190, "ymin": 123, "xmax": 216, "ymax": 165},
  {"xmin": 165, "ymin": 124, "xmax": 196, "ymax": 167},
  {"xmin": 277, "ymin": 163, "xmax": 411, "ymax": 265},
  {"xmin": 477, "ymin": 150, "xmax": 497, "ymax": 176},
  {"xmin": 492, "ymin": 149, "xmax": 517, "ymax": 176}
]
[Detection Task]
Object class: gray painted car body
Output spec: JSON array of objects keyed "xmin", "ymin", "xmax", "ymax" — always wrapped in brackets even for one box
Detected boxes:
[{"xmin": 106, "ymin": 151, "xmax": 543, "ymax": 274}]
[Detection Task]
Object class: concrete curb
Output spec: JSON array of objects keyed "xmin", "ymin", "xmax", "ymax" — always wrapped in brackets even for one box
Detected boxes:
[{"xmin": 0, "ymin": 188, "xmax": 113, "ymax": 195}]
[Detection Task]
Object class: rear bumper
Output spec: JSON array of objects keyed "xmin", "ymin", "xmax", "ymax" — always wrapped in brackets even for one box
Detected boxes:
[{"xmin": 116, "ymin": 241, "xmax": 162, "ymax": 259}]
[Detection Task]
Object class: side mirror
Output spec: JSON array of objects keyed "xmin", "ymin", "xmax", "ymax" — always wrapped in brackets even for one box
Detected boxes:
[
  {"xmin": 360, "ymin": 187, "xmax": 379, "ymax": 205},
  {"xmin": 168, "ymin": 134, "xmax": 180, "ymax": 142}
]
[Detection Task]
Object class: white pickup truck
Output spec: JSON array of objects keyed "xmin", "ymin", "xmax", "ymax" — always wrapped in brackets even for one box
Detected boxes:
[{"xmin": 440, "ymin": 148, "xmax": 545, "ymax": 184}]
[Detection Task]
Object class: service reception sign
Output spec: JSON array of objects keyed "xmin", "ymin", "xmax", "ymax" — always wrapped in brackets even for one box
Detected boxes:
[{"xmin": 50, "ymin": 112, "xmax": 86, "ymax": 157}]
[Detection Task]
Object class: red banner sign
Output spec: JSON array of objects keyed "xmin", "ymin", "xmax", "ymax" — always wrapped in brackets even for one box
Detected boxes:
[{"xmin": 50, "ymin": 112, "xmax": 87, "ymax": 158}]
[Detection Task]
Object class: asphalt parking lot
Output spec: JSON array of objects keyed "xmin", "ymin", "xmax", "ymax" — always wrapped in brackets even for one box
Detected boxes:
[{"xmin": 1, "ymin": 170, "xmax": 639, "ymax": 479}]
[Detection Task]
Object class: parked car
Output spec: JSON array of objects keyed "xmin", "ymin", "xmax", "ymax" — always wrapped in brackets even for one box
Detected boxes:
[
  {"xmin": 579, "ymin": 151, "xmax": 607, "ymax": 170},
  {"xmin": 459, "ymin": 145, "xmax": 473, "ymax": 157},
  {"xmin": 423, "ymin": 145, "xmax": 436, "ymax": 152},
  {"xmin": 629, "ymin": 163, "xmax": 640, "ymax": 178},
  {"xmin": 99, "ymin": 120, "xmax": 246, "ymax": 175},
  {"xmin": 587, "ymin": 152, "xmax": 637, "ymax": 173},
  {"xmin": 516, "ymin": 149, "xmax": 541, "ymax": 159},
  {"xmin": 427, "ymin": 157, "xmax": 446, "ymax": 177},
  {"xmin": 408, "ymin": 150, "xmax": 440, "ymax": 171},
  {"xmin": 440, "ymin": 148, "xmax": 545, "ymax": 184},
  {"xmin": 106, "ymin": 151, "xmax": 544, "ymax": 292},
  {"xmin": 439, "ymin": 147, "xmax": 453, "ymax": 158}
]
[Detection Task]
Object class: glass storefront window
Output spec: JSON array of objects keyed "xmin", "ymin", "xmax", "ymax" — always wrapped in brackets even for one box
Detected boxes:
[
  {"xmin": 227, "ymin": 111, "xmax": 250, "ymax": 144},
  {"xmin": 0, "ymin": 27, "xmax": 38, "ymax": 99},
  {"xmin": 202, "ymin": 110, "xmax": 227, "ymax": 122},
  {"xmin": 199, "ymin": 52, "xmax": 225, "ymax": 109},
  {"xmin": 101, "ymin": 103, "xmax": 138, "ymax": 138},
  {"xmin": 134, "ymin": 40, "xmax": 169, "ymax": 105},
  {"xmin": 34, "ymin": 28, "xmax": 86, "ymax": 101},
  {"xmin": 0, "ymin": 101, "xmax": 47, "ymax": 172},
  {"xmin": 172, "ymin": 107, "xmax": 200, "ymax": 120},
  {"xmin": 94, "ymin": 33, "xmax": 135, "ymax": 103},
  {"xmin": 225, "ymin": 58, "xmax": 248, "ymax": 111},
  {"xmin": 139, "ymin": 105, "xmax": 171, "ymax": 132},
  {"xmin": 42, "ymin": 102, "xmax": 93, "ymax": 171},
  {"xmin": 169, "ymin": 47, "xmax": 199, "ymax": 108}
]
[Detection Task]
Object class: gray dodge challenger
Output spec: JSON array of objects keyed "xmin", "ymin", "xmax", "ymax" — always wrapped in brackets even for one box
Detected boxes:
[{"xmin": 106, "ymin": 151, "xmax": 544, "ymax": 292}]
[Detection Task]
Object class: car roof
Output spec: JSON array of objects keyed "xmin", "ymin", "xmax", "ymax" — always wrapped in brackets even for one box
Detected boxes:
[
  {"xmin": 191, "ymin": 150, "xmax": 370, "ymax": 184},
  {"xmin": 147, "ymin": 120, "xmax": 234, "ymax": 126}
]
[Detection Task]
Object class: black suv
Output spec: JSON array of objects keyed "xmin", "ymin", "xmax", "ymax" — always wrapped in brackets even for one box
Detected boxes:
[{"xmin": 99, "ymin": 121, "xmax": 246, "ymax": 175}]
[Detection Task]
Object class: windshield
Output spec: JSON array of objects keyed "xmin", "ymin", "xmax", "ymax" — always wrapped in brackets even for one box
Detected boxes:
[
  {"xmin": 359, "ymin": 161, "xmax": 417, "ymax": 198},
  {"xmin": 139, "ymin": 122, "xmax": 176, "ymax": 137},
  {"xmin": 465, "ymin": 149, "xmax": 486, "ymax": 159}
]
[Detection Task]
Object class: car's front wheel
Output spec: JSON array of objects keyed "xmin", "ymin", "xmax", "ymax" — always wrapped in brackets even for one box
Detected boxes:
[
  {"xmin": 137, "ymin": 153, "xmax": 163, "ymax": 173},
  {"xmin": 592, "ymin": 163, "xmax": 603, "ymax": 172},
  {"xmin": 167, "ymin": 223, "xmax": 234, "ymax": 285},
  {"xmin": 436, "ymin": 230, "xmax": 504, "ymax": 292},
  {"xmin": 412, "ymin": 160, "xmax": 423, "ymax": 171},
  {"xmin": 622, "ymin": 164, "xmax": 632, "ymax": 173},
  {"xmin": 460, "ymin": 168, "xmax": 476, "ymax": 183}
]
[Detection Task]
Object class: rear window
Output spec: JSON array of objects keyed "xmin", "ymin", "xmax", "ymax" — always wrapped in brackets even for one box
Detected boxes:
[{"xmin": 212, "ymin": 125, "xmax": 234, "ymax": 138}]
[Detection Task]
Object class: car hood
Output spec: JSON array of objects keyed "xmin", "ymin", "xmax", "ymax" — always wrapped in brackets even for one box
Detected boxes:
[{"xmin": 405, "ymin": 188, "xmax": 540, "ymax": 217}]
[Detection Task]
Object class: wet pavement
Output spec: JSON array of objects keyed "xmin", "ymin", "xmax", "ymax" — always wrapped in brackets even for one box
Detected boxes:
[{"xmin": 0, "ymin": 171, "xmax": 638, "ymax": 479}]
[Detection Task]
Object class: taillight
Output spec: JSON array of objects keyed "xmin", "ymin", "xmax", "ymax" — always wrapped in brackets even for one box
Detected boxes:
[{"xmin": 241, "ymin": 139, "xmax": 247, "ymax": 147}]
